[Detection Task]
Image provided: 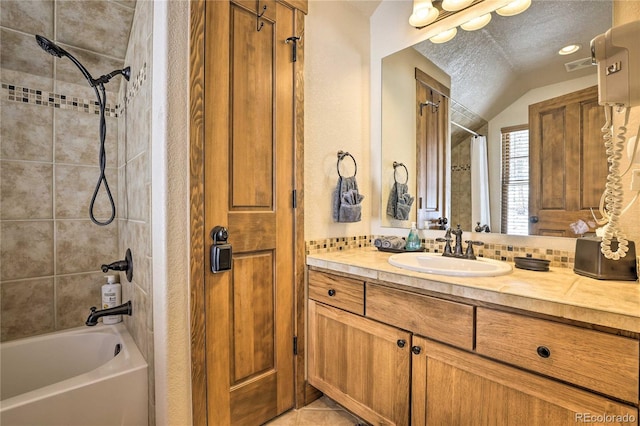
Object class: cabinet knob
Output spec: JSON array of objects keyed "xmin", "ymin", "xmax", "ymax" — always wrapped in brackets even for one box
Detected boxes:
[
  {"xmin": 536, "ymin": 345, "xmax": 551, "ymax": 358},
  {"xmin": 411, "ymin": 346, "xmax": 422, "ymax": 355},
  {"xmin": 327, "ymin": 289, "xmax": 336, "ymax": 297},
  {"xmin": 397, "ymin": 339, "xmax": 406, "ymax": 348}
]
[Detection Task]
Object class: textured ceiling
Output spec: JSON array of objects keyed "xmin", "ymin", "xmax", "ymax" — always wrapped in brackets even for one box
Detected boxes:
[
  {"xmin": 413, "ymin": 0, "xmax": 613, "ymax": 122},
  {"xmin": 0, "ymin": 0, "xmax": 135, "ymax": 88}
]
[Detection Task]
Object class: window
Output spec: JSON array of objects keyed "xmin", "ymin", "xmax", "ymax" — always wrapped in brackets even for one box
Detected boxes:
[{"xmin": 501, "ymin": 125, "xmax": 529, "ymax": 235}]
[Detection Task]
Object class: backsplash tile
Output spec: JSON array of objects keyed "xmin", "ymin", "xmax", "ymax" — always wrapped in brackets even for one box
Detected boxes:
[{"xmin": 307, "ymin": 234, "xmax": 575, "ymax": 269}]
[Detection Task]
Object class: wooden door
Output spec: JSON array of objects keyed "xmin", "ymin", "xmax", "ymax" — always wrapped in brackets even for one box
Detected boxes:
[
  {"xmin": 202, "ymin": 1, "xmax": 296, "ymax": 424},
  {"xmin": 308, "ymin": 301, "xmax": 411, "ymax": 426},
  {"xmin": 411, "ymin": 337, "xmax": 638, "ymax": 426},
  {"xmin": 415, "ymin": 68, "xmax": 449, "ymax": 229},
  {"xmin": 529, "ymin": 86, "xmax": 607, "ymax": 236}
]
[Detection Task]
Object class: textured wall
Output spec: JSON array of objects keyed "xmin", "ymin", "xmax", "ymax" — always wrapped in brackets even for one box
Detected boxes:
[{"xmin": 304, "ymin": 0, "xmax": 372, "ymax": 240}]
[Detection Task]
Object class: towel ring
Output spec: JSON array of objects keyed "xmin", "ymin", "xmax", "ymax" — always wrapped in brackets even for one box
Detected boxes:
[
  {"xmin": 337, "ymin": 150, "xmax": 357, "ymax": 178},
  {"xmin": 393, "ymin": 161, "xmax": 409, "ymax": 184}
]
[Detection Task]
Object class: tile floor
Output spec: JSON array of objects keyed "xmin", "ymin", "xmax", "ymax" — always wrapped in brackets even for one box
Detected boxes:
[{"xmin": 264, "ymin": 396, "xmax": 366, "ymax": 426}]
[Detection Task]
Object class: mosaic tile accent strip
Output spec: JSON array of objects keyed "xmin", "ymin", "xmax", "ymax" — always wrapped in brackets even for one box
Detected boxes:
[
  {"xmin": 307, "ymin": 235, "xmax": 576, "ymax": 269},
  {"xmin": 451, "ymin": 164, "xmax": 471, "ymax": 172},
  {"xmin": 306, "ymin": 235, "xmax": 374, "ymax": 255},
  {"xmin": 122, "ymin": 62, "xmax": 147, "ymax": 107},
  {"xmin": 1, "ymin": 83, "xmax": 119, "ymax": 117}
]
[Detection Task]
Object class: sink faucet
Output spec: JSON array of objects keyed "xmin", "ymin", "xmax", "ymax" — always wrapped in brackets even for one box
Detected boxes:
[
  {"xmin": 439, "ymin": 225, "xmax": 484, "ymax": 260},
  {"xmin": 86, "ymin": 301, "xmax": 132, "ymax": 326}
]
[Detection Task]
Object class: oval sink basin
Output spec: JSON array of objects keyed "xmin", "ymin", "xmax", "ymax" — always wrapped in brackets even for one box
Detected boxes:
[{"xmin": 388, "ymin": 252, "xmax": 512, "ymax": 277}]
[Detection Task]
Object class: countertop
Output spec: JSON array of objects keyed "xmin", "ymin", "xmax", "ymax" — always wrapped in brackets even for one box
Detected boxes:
[{"xmin": 307, "ymin": 247, "xmax": 640, "ymax": 332}]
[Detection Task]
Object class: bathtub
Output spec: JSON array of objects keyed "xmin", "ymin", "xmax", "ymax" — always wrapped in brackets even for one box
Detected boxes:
[{"xmin": 0, "ymin": 323, "xmax": 147, "ymax": 426}]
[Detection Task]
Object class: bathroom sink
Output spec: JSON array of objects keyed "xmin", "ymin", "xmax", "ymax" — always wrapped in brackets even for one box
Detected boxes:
[{"xmin": 388, "ymin": 252, "xmax": 512, "ymax": 277}]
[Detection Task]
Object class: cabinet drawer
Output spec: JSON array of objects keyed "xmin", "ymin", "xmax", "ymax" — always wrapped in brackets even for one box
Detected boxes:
[
  {"xmin": 366, "ymin": 283, "xmax": 474, "ymax": 351},
  {"xmin": 476, "ymin": 308, "xmax": 639, "ymax": 403},
  {"xmin": 308, "ymin": 270, "xmax": 364, "ymax": 314}
]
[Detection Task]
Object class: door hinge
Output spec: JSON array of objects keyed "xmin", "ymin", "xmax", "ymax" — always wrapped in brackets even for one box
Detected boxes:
[
  {"xmin": 292, "ymin": 189, "xmax": 297, "ymax": 209},
  {"xmin": 293, "ymin": 336, "xmax": 298, "ymax": 355}
]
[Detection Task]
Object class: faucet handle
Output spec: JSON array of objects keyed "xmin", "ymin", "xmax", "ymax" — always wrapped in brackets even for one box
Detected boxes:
[
  {"xmin": 464, "ymin": 240, "xmax": 484, "ymax": 260},
  {"xmin": 436, "ymin": 237, "xmax": 453, "ymax": 256}
]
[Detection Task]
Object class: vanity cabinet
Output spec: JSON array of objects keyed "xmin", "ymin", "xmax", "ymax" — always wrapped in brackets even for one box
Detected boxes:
[
  {"xmin": 411, "ymin": 337, "xmax": 638, "ymax": 426},
  {"xmin": 308, "ymin": 300, "xmax": 411, "ymax": 425},
  {"xmin": 307, "ymin": 269, "xmax": 640, "ymax": 425}
]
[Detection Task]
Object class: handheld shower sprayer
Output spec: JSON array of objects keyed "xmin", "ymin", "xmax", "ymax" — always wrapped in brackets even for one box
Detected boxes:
[{"xmin": 35, "ymin": 35, "xmax": 130, "ymax": 226}]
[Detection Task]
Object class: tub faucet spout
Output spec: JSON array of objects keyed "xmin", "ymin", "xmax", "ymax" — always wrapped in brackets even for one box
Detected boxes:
[{"xmin": 86, "ymin": 301, "xmax": 132, "ymax": 326}]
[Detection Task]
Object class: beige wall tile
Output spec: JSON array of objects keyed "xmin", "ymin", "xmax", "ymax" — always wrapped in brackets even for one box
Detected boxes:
[
  {"xmin": 1, "ymin": 69, "xmax": 54, "ymax": 92},
  {"xmin": 1, "ymin": 161, "xmax": 53, "ymax": 219},
  {"xmin": 54, "ymin": 108, "xmax": 118, "ymax": 167},
  {"xmin": 1, "ymin": 100, "xmax": 53, "ymax": 161},
  {"xmin": 55, "ymin": 272, "xmax": 104, "ymax": 329},
  {"xmin": 54, "ymin": 43, "xmax": 127, "ymax": 88},
  {"xmin": 1, "ymin": 29, "xmax": 54, "ymax": 78},
  {"xmin": 1, "ymin": 221, "xmax": 54, "ymax": 280},
  {"xmin": 0, "ymin": 0, "xmax": 54, "ymax": 35},
  {"xmin": 55, "ymin": 220, "xmax": 118, "ymax": 274},
  {"xmin": 126, "ymin": 152, "xmax": 149, "ymax": 221},
  {"xmin": 55, "ymin": 164, "xmax": 118, "ymax": 219},
  {"xmin": 1, "ymin": 278, "xmax": 54, "ymax": 341}
]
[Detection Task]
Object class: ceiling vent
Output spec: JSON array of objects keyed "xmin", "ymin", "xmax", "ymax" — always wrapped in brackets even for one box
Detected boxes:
[{"xmin": 565, "ymin": 57, "xmax": 594, "ymax": 72}]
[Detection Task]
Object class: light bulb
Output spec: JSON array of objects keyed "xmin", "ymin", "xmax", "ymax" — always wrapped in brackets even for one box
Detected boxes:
[
  {"xmin": 441, "ymin": 0, "xmax": 473, "ymax": 12},
  {"xmin": 558, "ymin": 44, "xmax": 581, "ymax": 55},
  {"xmin": 460, "ymin": 13, "xmax": 492, "ymax": 31},
  {"xmin": 430, "ymin": 27, "xmax": 458, "ymax": 43},
  {"xmin": 409, "ymin": 0, "xmax": 439, "ymax": 27},
  {"xmin": 496, "ymin": 0, "xmax": 531, "ymax": 16}
]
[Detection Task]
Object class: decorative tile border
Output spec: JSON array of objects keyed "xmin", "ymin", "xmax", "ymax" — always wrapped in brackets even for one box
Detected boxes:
[
  {"xmin": 307, "ymin": 234, "xmax": 575, "ymax": 268},
  {"xmin": 451, "ymin": 164, "xmax": 471, "ymax": 172},
  {"xmin": 1, "ymin": 83, "xmax": 119, "ymax": 117},
  {"xmin": 1, "ymin": 63, "xmax": 147, "ymax": 118}
]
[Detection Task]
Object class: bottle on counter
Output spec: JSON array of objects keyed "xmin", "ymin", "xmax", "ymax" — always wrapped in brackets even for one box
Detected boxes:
[
  {"xmin": 101, "ymin": 274, "xmax": 122, "ymax": 324},
  {"xmin": 406, "ymin": 221, "xmax": 422, "ymax": 251}
]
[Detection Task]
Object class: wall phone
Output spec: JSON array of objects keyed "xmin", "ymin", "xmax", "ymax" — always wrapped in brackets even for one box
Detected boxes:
[{"xmin": 590, "ymin": 20, "xmax": 640, "ymax": 260}]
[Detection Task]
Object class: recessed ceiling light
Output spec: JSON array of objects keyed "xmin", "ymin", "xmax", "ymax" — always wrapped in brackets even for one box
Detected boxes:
[
  {"xmin": 460, "ymin": 13, "xmax": 492, "ymax": 31},
  {"xmin": 558, "ymin": 44, "xmax": 581, "ymax": 55},
  {"xmin": 430, "ymin": 27, "xmax": 458, "ymax": 43}
]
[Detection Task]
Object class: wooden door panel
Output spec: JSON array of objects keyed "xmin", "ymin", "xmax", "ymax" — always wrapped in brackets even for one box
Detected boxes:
[
  {"xmin": 539, "ymin": 108, "xmax": 566, "ymax": 210},
  {"xmin": 202, "ymin": 1, "xmax": 296, "ymax": 424},
  {"xmin": 232, "ymin": 253, "xmax": 275, "ymax": 382},
  {"xmin": 231, "ymin": 5, "xmax": 274, "ymax": 209},
  {"xmin": 529, "ymin": 86, "xmax": 605, "ymax": 236}
]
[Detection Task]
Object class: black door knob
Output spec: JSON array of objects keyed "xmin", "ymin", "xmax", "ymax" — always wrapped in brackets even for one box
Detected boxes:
[
  {"xmin": 397, "ymin": 339, "xmax": 406, "ymax": 348},
  {"xmin": 411, "ymin": 346, "xmax": 422, "ymax": 355},
  {"xmin": 327, "ymin": 289, "xmax": 336, "ymax": 297},
  {"xmin": 536, "ymin": 345, "xmax": 551, "ymax": 358},
  {"xmin": 529, "ymin": 216, "xmax": 539, "ymax": 223}
]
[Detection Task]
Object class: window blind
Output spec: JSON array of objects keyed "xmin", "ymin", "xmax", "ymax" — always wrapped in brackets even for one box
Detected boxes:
[{"xmin": 501, "ymin": 125, "xmax": 529, "ymax": 235}]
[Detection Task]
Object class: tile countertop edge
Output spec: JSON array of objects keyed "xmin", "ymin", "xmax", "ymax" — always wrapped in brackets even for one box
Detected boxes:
[{"xmin": 306, "ymin": 248, "xmax": 640, "ymax": 333}]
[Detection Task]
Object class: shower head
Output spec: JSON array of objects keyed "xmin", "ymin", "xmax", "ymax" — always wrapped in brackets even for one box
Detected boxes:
[{"xmin": 35, "ymin": 35, "xmax": 68, "ymax": 58}]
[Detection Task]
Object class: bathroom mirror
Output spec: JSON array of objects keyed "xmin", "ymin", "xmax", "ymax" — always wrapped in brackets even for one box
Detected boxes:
[{"xmin": 380, "ymin": 0, "xmax": 613, "ymax": 235}]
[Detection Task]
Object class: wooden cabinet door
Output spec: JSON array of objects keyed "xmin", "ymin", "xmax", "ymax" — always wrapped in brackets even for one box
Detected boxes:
[
  {"xmin": 529, "ymin": 86, "xmax": 607, "ymax": 236},
  {"xmin": 202, "ymin": 1, "xmax": 298, "ymax": 424},
  {"xmin": 411, "ymin": 337, "xmax": 638, "ymax": 426},
  {"xmin": 308, "ymin": 300, "xmax": 411, "ymax": 426}
]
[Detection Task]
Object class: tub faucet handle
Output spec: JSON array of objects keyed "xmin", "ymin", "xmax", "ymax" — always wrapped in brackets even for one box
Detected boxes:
[{"xmin": 101, "ymin": 248, "xmax": 133, "ymax": 282}]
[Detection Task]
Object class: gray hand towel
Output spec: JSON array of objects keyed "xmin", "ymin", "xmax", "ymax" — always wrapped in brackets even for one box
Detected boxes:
[
  {"xmin": 381, "ymin": 236, "xmax": 406, "ymax": 250},
  {"xmin": 333, "ymin": 176, "xmax": 364, "ymax": 222},
  {"xmin": 387, "ymin": 182, "xmax": 414, "ymax": 221}
]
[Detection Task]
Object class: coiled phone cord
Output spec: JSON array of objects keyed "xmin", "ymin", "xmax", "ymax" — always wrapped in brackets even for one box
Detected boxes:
[{"xmin": 599, "ymin": 105, "xmax": 629, "ymax": 260}]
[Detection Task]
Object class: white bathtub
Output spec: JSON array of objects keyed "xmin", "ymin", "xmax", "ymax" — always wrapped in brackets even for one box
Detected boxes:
[{"xmin": 0, "ymin": 323, "xmax": 148, "ymax": 426}]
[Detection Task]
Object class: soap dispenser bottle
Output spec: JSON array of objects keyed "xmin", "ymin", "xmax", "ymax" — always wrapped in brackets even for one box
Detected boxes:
[
  {"xmin": 406, "ymin": 222, "xmax": 422, "ymax": 251},
  {"xmin": 101, "ymin": 275, "xmax": 122, "ymax": 324}
]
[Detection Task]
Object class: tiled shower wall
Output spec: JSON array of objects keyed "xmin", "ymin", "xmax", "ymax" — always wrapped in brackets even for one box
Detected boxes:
[
  {"xmin": 450, "ymin": 140, "xmax": 471, "ymax": 230},
  {"xmin": 118, "ymin": 0, "xmax": 155, "ymax": 421}
]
